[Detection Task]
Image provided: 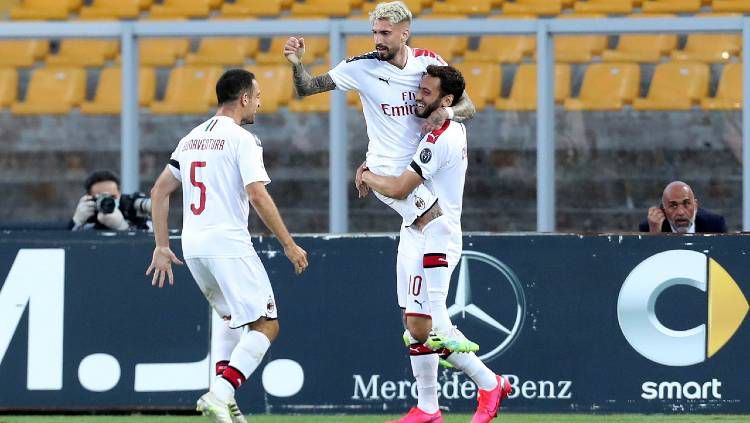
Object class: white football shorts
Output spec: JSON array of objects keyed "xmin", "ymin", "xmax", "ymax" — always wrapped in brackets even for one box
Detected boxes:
[
  {"xmin": 186, "ymin": 253, "xmax": 277, "ymax": 329},
  {"xmin": 398, "ymin": 246, "xmax": 458, "ymax": 317}
]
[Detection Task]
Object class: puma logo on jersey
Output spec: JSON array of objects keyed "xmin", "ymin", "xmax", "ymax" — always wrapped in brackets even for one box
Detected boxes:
[
  {"xmin": 377, "ymin": 76, "xmax": 390, "ymax": 85},
  {"xmin": 414, "ymin": 299, "xmax": 425, "ymax": 309}
]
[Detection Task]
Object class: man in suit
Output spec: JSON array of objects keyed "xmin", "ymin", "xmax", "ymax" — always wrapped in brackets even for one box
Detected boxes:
[{"xmin": 639, "ymin": 181, "xmax": 727, "ymax": 233}]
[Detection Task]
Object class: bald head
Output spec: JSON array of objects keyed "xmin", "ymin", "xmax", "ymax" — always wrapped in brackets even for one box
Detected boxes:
[{"xmin": 661, "ymin": 181, "xmax": 698, "ymax": 233}]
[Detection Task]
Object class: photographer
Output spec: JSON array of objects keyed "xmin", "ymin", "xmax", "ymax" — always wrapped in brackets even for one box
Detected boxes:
[{"xmin": 69, "ymin": 170, "xmax": 152, "ymax": 231}]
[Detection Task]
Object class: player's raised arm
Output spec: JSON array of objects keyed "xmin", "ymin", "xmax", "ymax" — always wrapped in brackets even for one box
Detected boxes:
[
  {"xmin": 283, "ymin": 36, "xmax": 336, "ymax": 96},
  {"xmin": 146, "ymin": 166, "xmax": 184, "ymax": 288}
]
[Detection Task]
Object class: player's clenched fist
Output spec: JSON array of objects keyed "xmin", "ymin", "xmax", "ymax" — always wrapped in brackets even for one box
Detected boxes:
[
  {"xmin": 647, "ymin": 206, "xmax": 666, "ymax": 233},
  {"xmin": 283, "ymin": 37, "xmax": 306, "ymax": 65},
  {"xmin": 284, "ymin": 243, "xmax": 308, "ymax": 275}
]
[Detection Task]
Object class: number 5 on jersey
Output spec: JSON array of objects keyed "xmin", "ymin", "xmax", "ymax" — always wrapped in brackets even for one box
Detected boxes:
[{"xmin": 190, "ymin": 161, "xmax": 207, "ymax": 215}]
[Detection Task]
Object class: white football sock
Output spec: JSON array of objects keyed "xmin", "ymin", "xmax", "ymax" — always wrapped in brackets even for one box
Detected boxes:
[
  {"xmin": 446, "ymin": 352, "xmax": 497, "ymax": 391},
  {"xmin": 410, "ymin": 353, "xmax": 439, "ymax": 414},
  {"xmin": 229, "ymin": 329, "xmax": 271, "ymax": 380},
  {"xmin": 211, "ymin": 311, "xmax": 241, "ymax": 368},
  {"xmin": 423, "ymin": 216, "xmax": 453, "ymax": 333}
]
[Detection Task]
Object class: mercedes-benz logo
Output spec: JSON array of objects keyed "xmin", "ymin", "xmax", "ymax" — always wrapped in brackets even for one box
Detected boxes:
[{"xmin": 448, "ymin": 250, "xmax": 526, "ymax": 362}]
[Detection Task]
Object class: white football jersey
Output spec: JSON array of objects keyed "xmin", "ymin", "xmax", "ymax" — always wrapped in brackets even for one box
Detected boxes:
[
  {"xmin": 168, "ymin": 116, "xmax": 270, "ymax": 258},
  {"xmin": 328, "ymin": 46, "xmax": 446, "ymax": 176},
  {"xmin": 408, "ymin": 120, "xmax": 468, "ymax": 262}
]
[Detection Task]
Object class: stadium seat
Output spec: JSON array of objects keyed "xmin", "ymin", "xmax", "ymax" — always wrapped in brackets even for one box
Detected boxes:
[
  {"xmin": 564, "ymin": 63, "xmax": 640, "ymax": 110},
  {"xmin": 290, "ymin": 0, "xmax": 351, "ymax": 17},
  {"xmin": 454, "ymin": 62, "xmax": 502, "ymax": 110},
  {"xmin": 431, "ymin": 0, "xmax": 493, "ymax": 15},
  {"xmin": 409, "ymin": 15, "xmax": 470, "ymax": 62},
  {"xmin": 502, "ymin": 0, "xmax": 563, "ymax": 16},
  {"xmin": 246, "ymin": 65, "xmax": 294, "ymax": 113},
  {"xmin": 671, "ymin": 33, "xmax": 741, "ymax": 62},
  {"xmin": 11, "ymin": 67, "xmax": 86, "ymax": 115},
  {"xmin": 552, "ymin": 13, "xmax": 608, "ymax": 63},
  {"xmin": 46, "ymin": 39, "xmax": 119, "ymax": 67},
  {"xmin": 632, "ymin": 62, "xmax": 709, "ymax": 110},
  {"xmin": 220, "ymin": 0, "xmax": 282, "ymax": 17},
  {"xmin": 701, "ymin": 63, "xmax": 741, "ymax": 110},
  {"xmin": 361, "ymin": 0, "xmax": 424, "ymax": 15},
  {"xmin": 464, "ymin": 14, "xmax": 536, "ymax": 63},
  {"xmin": 574, "ymin": 0, "xmax": 635, "ymax": 13},
  {"xmin": 601, "ymin": 15, "xmax": 677, "ymax": 63},
  {"xmin": 150, "ymin": 66, "xmax": 223, "ymax": 114},
  {"xmin": 641, "ymin": 0, "xmax": 701, "ymax": 13},
  {"xmin": 131, "ymin": 38, "xmax": 191, "ymax": 67},
  {"xmin": 79, "ymin": 0, "xmax": 142, "ymax": 20},
  {"xmin": 0, "ymin": 40, "xmax": 49, "ymax": 67},
  {"xmin": 149, "ymin": 0, "xmax": 221, "ymax": 18},
  {"xmin": 185, "ymin": 37, "xmax": 259, "ymax": 65},
  {"xmin": 10, "ymin": 0, "xmax": 82, "ymax": 20},
  {"xmin": 255, "ymin": 36, "xmax": 328, "ymax": 65},
  {"xmin": 288, "ymin": 65, "xmax": 332, "ymax": 113},
  {"xmin": 0, "ymin": 68, "xmax": 18, "ymax": 108},
  {"xmin": 495, "ymin": 64, "xmax": 571, "ymax": 111},
  {"xmin": 80, "ymin": 67, "xmax": 156, "ymax": 114},
  {"xmin": 347, "ymin": 36, "xmax": 375, "ymax": 58},
  {"xmin": 713, "ymin": 0, "xmax": 750, "ymax": 12}
]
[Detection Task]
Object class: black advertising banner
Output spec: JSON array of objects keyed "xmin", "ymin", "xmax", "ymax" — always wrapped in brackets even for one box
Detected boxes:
[{"xmin": 0, "ymin": 232, "xmax": 748, "ymax": 413}]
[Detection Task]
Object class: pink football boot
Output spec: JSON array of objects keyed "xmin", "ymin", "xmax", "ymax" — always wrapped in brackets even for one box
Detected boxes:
[
  {"xmin": 470, "ymin": 375, "xmax": 512, "ymax": 423},
  {"xmin": 386, "ymin": 406, "xmax": 443, "ymax": 423}
]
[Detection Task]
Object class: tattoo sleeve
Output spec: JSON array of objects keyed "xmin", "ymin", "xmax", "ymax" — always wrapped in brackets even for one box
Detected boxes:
[
  {"xmin": 452, "ymin": 90, "xmax": 476, "ymax": 123},
  {"xmin": 292, "ymin": 63, "xmax": 337, "ymax": 96}
]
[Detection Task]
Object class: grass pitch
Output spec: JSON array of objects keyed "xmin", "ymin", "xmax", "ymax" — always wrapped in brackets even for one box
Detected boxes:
[{"xmin": 1, "ymin": 415, "xmax": 749, "ymax": 423}]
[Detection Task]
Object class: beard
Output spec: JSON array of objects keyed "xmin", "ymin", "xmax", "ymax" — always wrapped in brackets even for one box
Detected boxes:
[
  {"xmin": 376, "ymin": 44, "xmax": 397, "ymax": 61},
  {"xmin": 415, "ymin": 98, "xmax": 441, "ymax": 118}
]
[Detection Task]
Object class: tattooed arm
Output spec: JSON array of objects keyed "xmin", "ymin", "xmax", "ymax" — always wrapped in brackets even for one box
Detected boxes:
[{"xmin": 291, "ymin": 63, "xmax": 337, "ymax": 97}]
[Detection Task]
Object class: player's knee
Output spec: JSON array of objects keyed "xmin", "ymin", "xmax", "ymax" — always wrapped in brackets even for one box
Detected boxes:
[
  {"xmin": 406, "ymin": 317, "xmax": 431, "ymax": 343},
  {"xmin": 248, "ymin": 317, "xmax": 279, "ymax": 342}
]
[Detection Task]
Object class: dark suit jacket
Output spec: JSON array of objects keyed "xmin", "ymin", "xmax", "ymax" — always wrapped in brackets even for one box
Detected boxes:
[{"xmin": 639, "ymin": 208, "xmax": 727, "ymax": 233}]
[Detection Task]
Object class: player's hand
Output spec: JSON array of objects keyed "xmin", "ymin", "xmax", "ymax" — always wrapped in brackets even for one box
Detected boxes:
[
  {"xmin": 355, "ymin": 161, "xmax": 369, "ymax": 198},
  {"xmin": 647, "ymin": 206, "xmax": 666, "ymax": 233},
  {"xmin": 284, "ymin": 243, "xmax": 308, "ymax": 275},
  {"xmin": 72, "ymin": 195, "xmax": 95, "ymax": 227},
  {"xmin": 422, "ymin": 106, "xmax": 449, "ymax": 133},
  {"xmin": 146, "ymin": 246, "xmax": 184, "ymax": 288},
  {"xmin": 283, "ymin": 36, "xmax": 305, "ymax": 65},
  {"xmin": 97, "ymin": 207, "xmax": 130, "ymax": 231}
]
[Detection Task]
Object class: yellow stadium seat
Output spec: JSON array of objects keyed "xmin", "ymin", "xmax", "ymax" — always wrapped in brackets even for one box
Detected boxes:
[
  {"xmin": 185, "ymin": 37, "xmax": 259, "ymax": 65},
  {"xmin": 454, "ymin": 62, "xmax": 502, "ymax": 110},
  {"xmin": 564, "ymin": 63, "xmax": 640, "ymax": 110},
  {"xmin": 0, "ymin": 68, "xmax": 18, "ymax": 108},
  {"xmin": 701, "ymin": 63, "xmax": 741, "ymax": 110},
  {"xmin": 671, "ymin": 33, "xmax": 741, "ymax": 62},
  {"xmin": 408, "ymin": 36, "xmax": 468, "ymax": 62},
  {"xmin": 362, "ymin": 0, "xmax": 424, "ymax": 15},
  {"xmin": 552, "ymin": 13, "xmax": 608, "ymax": 63},
  {"xmin": 602, "ymin": 33, "xmax": 676, "ymax": 62},
  {"xmin": 713, "ymin": 0, "xmax": 750, "ymax": 12},
  {"xmin": 255, "ymin": 36, "xmax": 328, "ymax": 65},
  {"xmin": 574, "ymin": 0, "xmax": 635, "ymax": 13},
  {"xmin": 149, "ymin": 0, "xmax": 220, "ymax": 18},
  {"xmin": 503, "ymin": 0, "xmax": 563, "ymax": 16},
  {"xmin": 495, "ymin": 64, "xmax": 571, "ymax": 111},
  {"xmin": 346, "ymin": 36, "xmax": 376, "ymax": 58},
  {"xmin": 432, "ymin": 0, "xmax": 493, "ymax": 15},
  {"xmin": 46, "ymin": 39, "xmax": 119, "ymax": 67},
  {"xmin": 150, "ymin": 66, "xmax": 223, "ymax": 115},
  {"xmin": 80, "ymin": 67, "xmax": 156, "ymax": 115},
  {"xmin": 464, "ymin": 15, "xmax": 535, "ymax": 63},
  {"xmin": 632, "ymin": 62, "xmax": 709, "ymax": 110},
  {"xmin": 11, "ymin": 67, "xmax": 86, "ymax": 115},
  {"xmin": 288, "ymin": 65, "xmax": 332, "ymax": 113},
  {"xmin": 79, "ymin": 0, "xmax": 142, "ymax": 19},
  {"xmin": 290, "ymin": 0, "xmax": 351, "ymax": 17},
  {"xmin": 246, "ymin": 65, "xmax": 294, "ymax": 113},
  {"xmin": 642, "ymin": 0, "xmax": 701, "ymax": 13},
  {"xmin": 0, "ymin": 40, "xmax": 48, "ymax": 67},
  {"xmin": 137, "ymin": 38, "xmax": 190, "ymax": 67},
  {"xmin": 220, "ymin": 0, "xmax": 282, "ymax": 17},
  {"xmin": 10, "ymin": 0, "xmax": 81, "ymax": 20}
]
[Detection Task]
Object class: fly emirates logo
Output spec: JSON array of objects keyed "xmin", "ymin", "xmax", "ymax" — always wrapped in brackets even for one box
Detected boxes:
[{"xmin": 380, "ymin": 91, "xmax": 418, "ymax": 117}]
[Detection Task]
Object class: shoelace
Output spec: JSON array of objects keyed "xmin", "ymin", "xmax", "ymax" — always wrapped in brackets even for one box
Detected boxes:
[{"xmin": 228, "ymin": 403, "xmax": 242, "ymax": 416}]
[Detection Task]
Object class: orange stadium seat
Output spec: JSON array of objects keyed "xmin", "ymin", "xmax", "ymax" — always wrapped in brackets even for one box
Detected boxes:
[
  {"xmin": 495, "ymin": 63, "xmax": 571, "ymax": 111},
  {"xmin": 713, "ymin": 0, "xmax": 750, "ymax": 12},
  {"xmin": 409, "ymin": 15, "xmax": 470, "ymax": 62},
  {"xmin": 134, "ymin": 38, "xmax": 191, "ymax": 67},
  {"xmin": 347, "ymin": 36, "xmax": 376, "ymax": 58},
  {"xmin": 671, "ymin": 33, "xmax": 741, "ymax": 62},
  {"xmin": 150, "ymin": 66, "xmax": 223, "ymax": 114},
  {"xmin": 633, "ymin": 62, "xmax": 709, "ymax": 110},
  {"xmin": 431, "ymin": 0, "xmax": 493, "ymax": 15},
  {"xmin": 0, "ymin": 68, "xmax": 18, "ymax": 108},
  {"xmin": 185, "ymin": 37, "xmax": 259, "ymax": 65},
  {"xmin": 642, "ymin": 0, "xmax": 701, "ymax": 13},
  {"xmin": 564, "ymin": 63, "xmax": 640, "ymax": 110},
  {"xmin": 454, "ymin": 62, "xmax": 502, "ymax": 110},
  {"xmin": 246, "ymin": 65, "xmax": 294, "ymax": 113},
  {"xmin": 602, "ymin": 33, "xmax": 677, "ymax": 63},
  {"xmin": 80, "ymin": 67, "xmax": 156, "ymax": 114},
  {"xmin": 361, "ymin": 0, "xmax": 424, "ymax": 15},
  {"xmin": 553, "ymin": 14, "xmax": 608, "ymax": 63},
  {"xmin": 220, "ymin": 0, "xmax": 283, "ymax": 17},
  {"xmin": 46, "ymin": 39, "xmax": 119, "ymax": 67},
  {"xmin": 701, "ymin": 63, "xmax": 741, "ymax": 110},
  {"xmin": 0, "ymin": 40, "xmax": 48, "ymax": 67},
  {"xmin": 255, "ymin": 36, "xmax": 328, "ymax": 65},
  {"xmin": 290, "ymin": 0, "xmax": 351, "ymax": 17},
  {"xmin": 149, "ymin": 0, "xmax": 221, "ymax": 18},
  {"xmin": 502, "ymin": 0, "xmax": 563, "ymax": 16},
  {"xmin": 11, "ymin": 67, "xmax": 86, "ymax": 115},
  {"xmin": 464, "ymin": 15, "xmax": 535, "ymax": 63},
  {"xmin": 79, "ymin": 0, "xmax": 142, "ymax": 20},
  {"xmin": 10, "ymin": 0, "xmax": 82, "ymax": 20},
  {"xmin": 288, "ymin": 65, "xmax": 332, "ymax": 113},
  {"xmin": 574, "ymin": 0, "xmax": 635, "ymax": 13}
]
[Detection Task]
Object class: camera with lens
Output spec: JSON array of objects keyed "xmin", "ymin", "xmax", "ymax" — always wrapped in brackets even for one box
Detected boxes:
[{"xmin": 94, "ymin": 192, "xmax": 152, "ymax": 227}]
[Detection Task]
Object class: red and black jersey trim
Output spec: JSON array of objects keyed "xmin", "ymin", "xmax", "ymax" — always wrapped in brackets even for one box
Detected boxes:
[
  {"xmin": 410, "ymin": 160, "xmax": 425, "ymax": 179},
  {"xmin": 168, "ymin": 159, "xmax": 180, "ymax": 169},
  {"xmin": 424, "ymin": 253, "xmax": 448, "ymax": 268},
  {"xmin": 426, "ymin": 120, "xmax": 451, "ymax": 144},
  {"xmin": 346, "ymin": 51, "xmax": 381, "ymax": 63}
]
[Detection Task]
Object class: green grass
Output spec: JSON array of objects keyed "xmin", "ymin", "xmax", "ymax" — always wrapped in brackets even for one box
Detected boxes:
[{"xmin": 0, "ymin": 415, "xmax": 748, "ymax": 423}]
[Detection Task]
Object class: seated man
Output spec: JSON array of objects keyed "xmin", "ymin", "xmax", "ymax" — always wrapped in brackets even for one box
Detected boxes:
[{"xmin": 639, "ymin": 180, "xmax": 727, "ymax": 233}]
